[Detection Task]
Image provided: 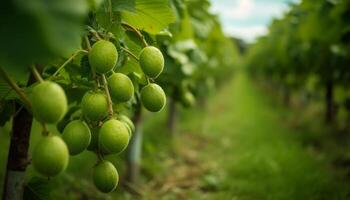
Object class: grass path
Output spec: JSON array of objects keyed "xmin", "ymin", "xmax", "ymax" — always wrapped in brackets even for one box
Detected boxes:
[{"xmin": 158, "ymin": 72, "xmax": 349, "ymax": 200}]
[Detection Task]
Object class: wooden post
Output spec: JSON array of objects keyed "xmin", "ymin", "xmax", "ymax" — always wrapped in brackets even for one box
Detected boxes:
[
  {"xmin": 2, "ymin": 72, "xmax": 37, "ymax": 200},
  {"xmin": 125, "ymin": 107, "xmax": 142, "ymax": 184}
]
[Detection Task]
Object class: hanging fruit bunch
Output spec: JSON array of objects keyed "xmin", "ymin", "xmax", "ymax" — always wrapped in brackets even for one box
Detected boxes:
[{"xmin": 29, "ymin": 27, "xmax": 166, "ymax": 193}]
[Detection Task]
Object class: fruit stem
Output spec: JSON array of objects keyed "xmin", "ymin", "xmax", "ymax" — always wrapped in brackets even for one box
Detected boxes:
[
  {"xmin": 102, "ymin": 74, "xmax": 114, "ymax": 119},
  {"xmin": 0, "ymin": 67, "xmax": 32, "ymax": 108},
  {"xmin": 121, "ymin": 22, "xmax": 148, "ymax": 47},
  {"xmin": 51, "ymin": 49, "xmax": 88, "ymax": 78},
  {"xmin": 30, "ymin": 65, "xmax": 44, "ymax": 83},
  {"xmin": 89, "ymin": 28, "xmax": 102, "ymax": 41},
  {"xmin": 41, "ymin": 122, "xmax": 49, "ymax": 136},
  {"xmin": 84, "ymin": 36, "xmax": 92, "ymax": 51},
  {"xmin": 120, "ymin": 47, "xmax": 139, "ymax": 61}
]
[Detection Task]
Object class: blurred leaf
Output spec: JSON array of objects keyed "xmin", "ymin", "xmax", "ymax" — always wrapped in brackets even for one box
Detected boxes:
[
  {"xmin": 121, "ymin": 0, "xmax": 176, "ymax": 34},
  {"xmin": 0, "ymin": 0, "xmax": 88, "ymax": 69},
  {"xmin": 112, "ymin": 0, "xmax": 135, "ymax": 12},
  {"xmin": 24, "ymin": 177, "xmax": 52, "ymax": 200}
]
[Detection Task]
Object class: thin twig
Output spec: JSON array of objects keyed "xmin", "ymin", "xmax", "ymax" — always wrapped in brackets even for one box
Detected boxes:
[
  {"xmin": 121, "ymin": 22, "xmax": 148, "ymax": 47},
  {"xmin": 102, "ymin": 74, "xmax": 114, "ymax": 118},
  {"xmin": 0, "ymin": 67, "xmax": 32, "ymax": 108},
  {"xmin": 41, "ymin": 122, "xmax": 49, "ymax": 136},
  {"xmin": 30, "ymin": 65, "xmax": 44, "ymax": 83},
  {"xmin": 85, "ymin": 36, "xmax": 92, "ymax": 51},
  {"xmin": 121, "ymin": 47, "xmax": 139, "ymax": 61},
  {"xmin": 52, "ymin": 49, "xmax": 88, "ymax": 77}
]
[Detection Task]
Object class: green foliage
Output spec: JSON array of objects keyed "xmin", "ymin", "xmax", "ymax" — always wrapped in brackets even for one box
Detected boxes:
[{"xmin": 0, "ymin": 0, "xmax": 239, "ymax": 197}]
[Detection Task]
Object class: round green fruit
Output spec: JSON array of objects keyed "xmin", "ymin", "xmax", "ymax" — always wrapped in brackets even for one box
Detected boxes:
[
  {"xmin": 81, "ymin": 91, "xmax": 108, "ymax": 121},
  {"xmin": 32, "ymin": 135, "xmax": 69, "ymax": 177},
  {"xmin": 140, "ymin": 83, "xmax": 166, "ymax": 112},
  {"xmin": 31, "ymin": 81, "xmax": 67, "ymax": 123},
  {"xmin": 139, "ymin": 46, "xmax": 164, "ymax": 78},
  {"xmin": 118, "ymin": 114, "xmax": 135, "ymax": 136},
  {"xmin": 181, "ymin": 91, "xmax": 196, "ymax": 108},
  {"xmin": 99, "ymin": 119, "xmax": 129, "ymax": 154},
  {"xmin": 108, "ymin": 73, "xmax": 134, "ymax": 102},
  {"xmin": 62, "ymin": 120, "xmax": 91, "ymax": 155},
  {"xmin": 93, "ymin": 161, "xmax": 119, "ymax": 193},
  {"xmin": 88, "ymin": 40, "xmax": 118, "ymax": 74},
  {"xmin": 87, "ymin": 126, "xmax": 100, "ymax": 151}
]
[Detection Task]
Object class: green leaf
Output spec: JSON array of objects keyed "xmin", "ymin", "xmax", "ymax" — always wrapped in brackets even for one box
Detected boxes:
[
  {"xmin": 0, "ymin": 0, "xmax": 88, "ymax": 68},
  {"xmin": 113, "ymin": 0, "xmax": 136, "ymax": 12},
  {"xmin": 24, "ymin": 177, "xmax": 52, "ymax": 200},
  {"xmin": 121, "ymin": 0, "xmax": 176, "ymax": 34}
]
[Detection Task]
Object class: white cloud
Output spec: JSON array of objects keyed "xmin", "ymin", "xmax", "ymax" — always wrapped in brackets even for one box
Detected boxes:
[
  {"xmin": 223, "ymin": 25, "xmax": 268, "ymax": 42},
  {"xmin": 210, "ymin": 0, "xmax": 293, "ymax": 41}
]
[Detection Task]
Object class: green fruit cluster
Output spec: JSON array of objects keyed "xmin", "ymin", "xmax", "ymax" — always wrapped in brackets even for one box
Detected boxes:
[{"xmin": 29, "ymin": 39, "xmax": 167, "ymax": 193}]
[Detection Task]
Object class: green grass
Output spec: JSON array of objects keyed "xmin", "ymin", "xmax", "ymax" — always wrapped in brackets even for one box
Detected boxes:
[
  {"xmin": 0, "ymin": 72, "xmax": 349, "ymax": 199},
  {"xmin": 176, "ymin": 72, "xmax": 349, "ymax": 199}
]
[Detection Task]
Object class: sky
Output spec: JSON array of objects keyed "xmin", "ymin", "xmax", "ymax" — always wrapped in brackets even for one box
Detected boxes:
[{"xmin": 210, "ymin": 0, "xmax": 299, "ymax": 42}]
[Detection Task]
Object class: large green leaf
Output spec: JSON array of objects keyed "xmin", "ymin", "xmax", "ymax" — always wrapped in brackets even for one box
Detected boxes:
[
  {"xmin": 121, "ymin": 0, "xmax": 176, "ymax": 34},
  {"xmin": 0, "ymin": 0, "xmax": 88, "ymax": 70}
]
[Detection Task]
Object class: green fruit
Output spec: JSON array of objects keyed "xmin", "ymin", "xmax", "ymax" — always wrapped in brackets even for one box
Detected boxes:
[
  {"xmin": 181, "ymin": 91, "xmax": 196, "ymax": 108},
  {"xmin": 99, "ymin": 119, "xmax": 129, "ymax": 154},
  {"xmin": 88, "ymin": 40, "xmax": 118, "ymax": 74},
  {"xmin": 118, "ymin": 114, "xmax": 135, "ymax": 136},
  {"xmin": 31, "ymin": 81, "xmax": 67, "ymax": 123},
  {"xmin": 93, "ymin": 161, "xmax": 119, "ymax": 193},
  {"xmin": 139, "ymin": 46, "xmax": 164, "ymax": 78},
  {"xmin": 140, "ymin": 83, "xmax": 166, "ymax": 112},
  {"xmin": 87, "ymin": 126, "xmax": 100, "ymax": 151},
  {"xmin": 108, "ymin": 73, "xmax": 134, "ymax": 102},
  {"xmin": 62, "ymin": 120, "xmax": 91, "ymax": 155},
  {"xmin": 88, "ymin": 0, "xmax": 103, "ymax": 11},
  {"xmin": 32, "ymin": 135, "xmax": 69, "ymax": 177},
  {"xmin": 81, "ymin": 91, "xmax": 108, "ymax": 121}
]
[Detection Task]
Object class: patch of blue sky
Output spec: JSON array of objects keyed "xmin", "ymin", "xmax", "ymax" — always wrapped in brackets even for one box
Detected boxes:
[{"xmin": 210, "ymin": 0, "xmax": 299, "ymax": 42}]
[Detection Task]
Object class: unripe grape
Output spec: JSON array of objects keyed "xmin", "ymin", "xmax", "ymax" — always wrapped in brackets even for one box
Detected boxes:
[
  {"xmin": 139, "ymin": 46, "xmax": 164, "ymax": 78},
  {"xmin": 181, "ymin": 91, "xmax": 196, "ymax": 108},
  {"xmin": 99, "ymin": 119, "xmax": 129, "ymax": 154},
  {"xmin": 31, "ymin": 81, "xmax": 67, "ymax": 123},
  {"xmin": 62, "ymin": 120, "xmax": 91, "ymax": 155},
  {"xmin": 32, "ymin": 135, "xmax": 69, "ymax": 177},
  {"xmin": 108, "ymin": 73, "xmax": 134, "ymax": 102},
  {"xmin": 81, "ymin": 91, "xmax": 108, "ymax": 121},
  {"xmin": 93, "ymin": 161, "xmax": 119, "ymax": 193},
  {"xmin": 118, "ymin": 114, "xmax": 135, "ymax": 136},
  {"xmin": 89, "ymin": 40, "xmax": 118, "ymax": 74},
  {"xmin": 140, "ymin": 83, "xmax": 166, "ymax": 112}
]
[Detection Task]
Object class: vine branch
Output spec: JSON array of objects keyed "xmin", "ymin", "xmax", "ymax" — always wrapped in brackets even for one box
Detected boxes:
[
  {"xmin": 121, "ymin": 22, "xmax": 148, "ymax": 47},
  {"xmin": 121, "ymin": 47, "xmax": 139, "ymax": 61},
  {"xmin": 0, "ymin": 67, "xmax": 32, "ymax": 108},
  {"xmin": 52, "ymin": 50, "xmax": 88, "ymax": 77},
  {"xmin": 30, "ymin": 65, "xmax": 44, "ymax": 83},
  {"xmin": 102, "ymin": 74, "xmax": 114, "ymax": 118}
]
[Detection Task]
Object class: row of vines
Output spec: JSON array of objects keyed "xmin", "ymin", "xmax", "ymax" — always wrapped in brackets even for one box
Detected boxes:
[
  {"xmin": 246, "ymin": 0, "xmax": 350, "ymax": 126},
  {"xmin": 0, "ymin": 0, "xmax": 239, "ymax": 199}
]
